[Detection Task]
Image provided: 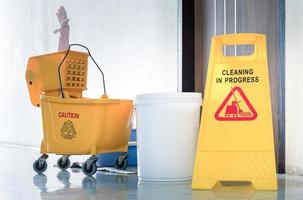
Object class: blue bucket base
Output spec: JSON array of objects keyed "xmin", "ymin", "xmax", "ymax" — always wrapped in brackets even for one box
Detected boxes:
[
  {"xmin": 97, "ymin": 129, "xmax": 137, "ymax": 167},
  {"xmin": 97, "ymin": 146, "xmax": 137, "ymax": 167}
]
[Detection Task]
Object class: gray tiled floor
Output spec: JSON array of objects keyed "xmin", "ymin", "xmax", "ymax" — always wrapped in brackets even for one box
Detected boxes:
[{"xmin": 0, "ymin": 143, "xmax": 302, "ymax": 200}]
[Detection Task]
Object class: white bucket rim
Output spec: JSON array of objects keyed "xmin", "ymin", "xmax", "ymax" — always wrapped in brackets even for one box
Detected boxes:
[
  {"xmin": 136, "ymin": 92, "xmax": 201, "ymax": 99},
  {"xmin": 135, "ymin": 93, "xmax": 202, "ymax": 105}
]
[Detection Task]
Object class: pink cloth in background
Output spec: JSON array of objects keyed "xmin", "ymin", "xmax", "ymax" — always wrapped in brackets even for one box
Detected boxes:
[{"xmin": 54, "ymin": 6, "xmax": 70, "ymax": 51}]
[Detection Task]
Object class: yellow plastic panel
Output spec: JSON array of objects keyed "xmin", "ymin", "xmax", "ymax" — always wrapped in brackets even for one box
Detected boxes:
[
  {"xmin": 192, "ymin": 34, "xmax": 277, "ymax": 190},
  {"xmin": 40, "ymin": 94, "xmax": 133, "ymax": 155}
]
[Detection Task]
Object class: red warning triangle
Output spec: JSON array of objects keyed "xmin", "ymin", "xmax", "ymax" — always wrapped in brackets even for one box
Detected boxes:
[{"xmin": 215, "ymin": 86, "xmax": 257, "ymax": 121}]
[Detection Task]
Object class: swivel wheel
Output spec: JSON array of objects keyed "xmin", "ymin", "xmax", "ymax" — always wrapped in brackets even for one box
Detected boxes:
[
  {"xmin": 57, "ymin": 156, "xmax": 71, "ymax": 170},
  {"xmin": 33, "ymin": 154, "xmax": 48, "ymax": 174},
  {"xmin": 82, "ymin": 156, "xmax": 98, "ymax": 176},
  {"xmin": 115, "ymin": 154, "xmax": 128, "ymax": 170}
]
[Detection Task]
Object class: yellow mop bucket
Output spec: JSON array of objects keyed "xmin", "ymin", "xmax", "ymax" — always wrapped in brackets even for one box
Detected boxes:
[
  {"xmin": 30, "ymin": 44, "xmax": 134, "ymax": 176},
  {"xmin": 40, "ymin": 95, "xmax": 133, "ymax": 155}
]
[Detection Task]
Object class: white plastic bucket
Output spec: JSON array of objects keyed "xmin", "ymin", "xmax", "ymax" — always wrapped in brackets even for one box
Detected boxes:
[{"xmin": 135, "ymin": 93, "xmax": 202, "ymax": 181}]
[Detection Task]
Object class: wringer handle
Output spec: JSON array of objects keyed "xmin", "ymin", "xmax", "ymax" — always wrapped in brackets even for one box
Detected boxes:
[
  {"xmin": 212, "ymin": 33, "xmax": 267, "ymax": 62},
  {"xmin": 57, "ymin": 44, "xmax": 107, "ymax": 98}
]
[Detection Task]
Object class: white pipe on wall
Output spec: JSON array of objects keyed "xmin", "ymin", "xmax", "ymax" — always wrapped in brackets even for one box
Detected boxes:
[{"xmin": 285, "ymin": 0, "xmax": 303, "ymax": 175}]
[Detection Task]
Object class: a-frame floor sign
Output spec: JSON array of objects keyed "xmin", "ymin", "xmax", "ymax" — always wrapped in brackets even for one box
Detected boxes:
[{"xmin": 192, "ymin": 34, "xmax": 277, "ymax": 190}]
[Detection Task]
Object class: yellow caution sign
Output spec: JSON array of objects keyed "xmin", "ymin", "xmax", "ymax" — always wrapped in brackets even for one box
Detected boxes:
[{"xmin": 192, "ymin": 33, "xmax": 277, "ymax": 190}]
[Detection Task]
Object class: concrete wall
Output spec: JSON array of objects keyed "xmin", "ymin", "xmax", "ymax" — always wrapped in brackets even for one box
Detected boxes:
[
  {"xmin": 285, "ymin": 0, "xmax": 303, "ymax": 175},
  {"xmin": 0, "ymin": 0, "xmax": 181, "ymax": 147}
]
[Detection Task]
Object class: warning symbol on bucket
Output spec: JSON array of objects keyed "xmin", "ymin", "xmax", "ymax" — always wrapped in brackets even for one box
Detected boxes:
[
  {"xmin": 61, "ymin": 120, "xmax": 77, "ymax": 140},
  {"xmin": 215, "ymin": 86, "xmax": 257, "ymax": 121}
]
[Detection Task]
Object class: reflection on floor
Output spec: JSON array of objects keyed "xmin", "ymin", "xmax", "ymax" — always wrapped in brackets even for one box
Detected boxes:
[{"xmin": 0, "ymin": 143, "xmax": 303, "ymax": 200}]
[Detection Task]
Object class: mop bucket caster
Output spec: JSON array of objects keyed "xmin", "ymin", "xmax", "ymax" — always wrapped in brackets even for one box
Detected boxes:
[
  {"xmin": 57, "ymin": 155, "xmax": 71, "ymax": 170},
  {"xmin": 33, "ymin": 154, "xmax": 49, "ymax": 174},
  {"xmin": 115, "ymin": 153, "xmax": 129, "ymax": 170},
  {"xmin": 82, "ymin": 156, "xmax": 98, "ymax": 176}
]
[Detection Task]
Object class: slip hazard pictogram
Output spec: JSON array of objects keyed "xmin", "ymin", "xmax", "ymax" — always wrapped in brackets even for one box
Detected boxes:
[
  {"xmin": 61, "ymin": 120, "xmax": 77, "ymax": 140},
  {"xmin": 215, "ymin": 86, "xmax": 257, "ymax": 121}
]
